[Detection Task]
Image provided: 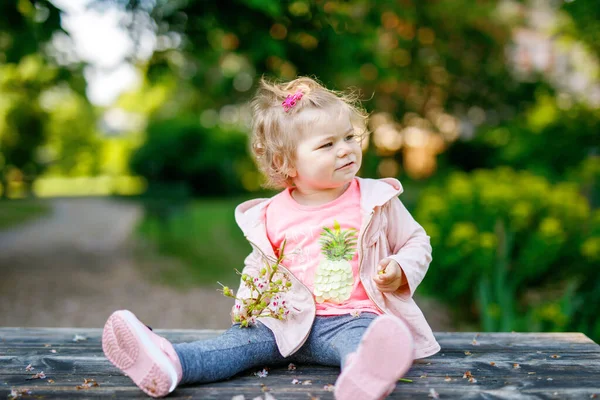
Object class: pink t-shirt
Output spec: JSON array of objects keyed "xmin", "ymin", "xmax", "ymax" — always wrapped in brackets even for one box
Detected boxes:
[{"xmin": 266, "ymin": 178, "xmax": 381, "ymax": 316}]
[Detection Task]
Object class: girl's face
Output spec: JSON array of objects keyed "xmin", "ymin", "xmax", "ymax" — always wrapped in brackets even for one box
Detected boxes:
[{"xmin": 289, "ymin": 109, "xmax": 362, "ymax": 193}]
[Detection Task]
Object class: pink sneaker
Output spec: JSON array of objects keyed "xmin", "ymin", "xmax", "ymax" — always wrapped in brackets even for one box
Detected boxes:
[
  {"xmin": 102, "ymin": 310, "xmax": 183, "ymax": 398},
  {"xmin": 334, "ymin": 315, "xmax": 415, "ymax": 400}
]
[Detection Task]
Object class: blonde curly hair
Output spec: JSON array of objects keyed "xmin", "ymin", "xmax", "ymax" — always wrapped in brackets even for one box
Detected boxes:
[{"xmin": 250, "ymin": 76, "xmax": 370, "ymax": 189}]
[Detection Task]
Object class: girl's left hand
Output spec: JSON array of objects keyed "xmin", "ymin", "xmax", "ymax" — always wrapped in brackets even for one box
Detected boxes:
[{"xmin": 373, "ymin": 258, "xmax": 405, "ymax": 292}]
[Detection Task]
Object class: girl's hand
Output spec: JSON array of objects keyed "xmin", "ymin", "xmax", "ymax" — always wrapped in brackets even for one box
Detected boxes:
[{"xmin": 373, "ymin": 258, "xmax": 405, "ymax": 293}]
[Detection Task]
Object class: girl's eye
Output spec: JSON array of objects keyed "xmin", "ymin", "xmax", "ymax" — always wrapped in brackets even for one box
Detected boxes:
[
  {"xmin": 320, "ymin": 143, "xmax": 333, "ymax": 149},
  {"xmin": 345, "ymin": 134, "xmax": 355, "ymax": 141}
]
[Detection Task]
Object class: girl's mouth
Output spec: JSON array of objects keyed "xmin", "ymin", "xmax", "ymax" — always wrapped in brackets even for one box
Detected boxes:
[{"xmin": 337, "ymin": 161, "xmax": 354, "ymax": 170}]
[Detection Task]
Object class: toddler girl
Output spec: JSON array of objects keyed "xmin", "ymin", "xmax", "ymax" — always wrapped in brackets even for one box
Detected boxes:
[{"xmin": 102, "ymin": 76, "xmax": 440, "ymax": 399}]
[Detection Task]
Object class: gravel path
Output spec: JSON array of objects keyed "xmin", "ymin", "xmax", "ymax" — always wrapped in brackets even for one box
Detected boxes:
[
  {"xmin": 0, "ymin": 199, "xmax": 233, "ymax": 330},
  {"xmin": 0, "ymin": 198, "xmax": 452, "ymax": 332},
  {"xmin": 0, "ymin": 198, "xmax": 141, "ymax": 255}
]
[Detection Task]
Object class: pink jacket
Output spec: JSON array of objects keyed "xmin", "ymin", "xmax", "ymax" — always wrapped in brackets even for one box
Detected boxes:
[{"xmin": 233, "ymin": 177, "xmax": 441, "ymax": 359}]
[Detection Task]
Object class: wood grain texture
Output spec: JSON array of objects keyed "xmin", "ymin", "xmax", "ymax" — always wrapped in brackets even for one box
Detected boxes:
[{"xmin": 1, "ymin": 328, "xmax": 599, "ymax": 399}]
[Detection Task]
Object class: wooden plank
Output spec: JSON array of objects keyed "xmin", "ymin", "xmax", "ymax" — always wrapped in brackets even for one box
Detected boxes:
[
  {"xmin": 0, "ymin": 388, "xmax": 598, "ymax": 400},
  {"xmin": 2, "ymin": 329, "xmax": 598, "ymax": 351},
  {"xmin": 0, "ymin": 328, "xmax": 221, "ymax": 346},
  {"xmin": 0, "ymin": 329, "xmax": 599, "ymax": 399},
  {"xmin": 435, "ymin": 332, "xmax": 600, "ymax": 351},
  {"xmin": 3, "ymin": 352, "xmax": 600, "ymax": 377},
  {"xmin": 2, "ymin": 370, "xmax": 600, "ymax": 400},
  {"xmin": 1, "ymin": 329, "xmax": 595, "ymax": 343},
  {"xmin": 2, "ymin": 356, "xmax": 599, "ymax": 383},
  {"xmin": 1, "ymin": 385, "xmax": 599, "ymax": 400},
  {"xmin": 2, "ymin": 363, "xmax": 600, "ymax": 383}
]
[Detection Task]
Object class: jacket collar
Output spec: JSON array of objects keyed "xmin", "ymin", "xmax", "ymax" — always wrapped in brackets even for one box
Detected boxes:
[
  {"xmin": 356, "ymin": 177, "xmax": 403, "ymax": 213},
  {"xmin": 234, "ymin": 177, "xmax": 403, "ymax": 237}
]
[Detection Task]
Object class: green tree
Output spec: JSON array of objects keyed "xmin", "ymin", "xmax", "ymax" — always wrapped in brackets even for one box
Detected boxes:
[
  {"xmin": 95, "ymin": 0, "xmax": 534, "ymax": 115},
  {"xmin": 0, "ymin": 0, "xmax": 64, "ymax": 63},
  {"xmin": 0, "ymin": 1, "xmax": 97, "ymax": 197},
  {"xmin": 562, "ymin": 0, "xmax": 600, "ymax": 59}
]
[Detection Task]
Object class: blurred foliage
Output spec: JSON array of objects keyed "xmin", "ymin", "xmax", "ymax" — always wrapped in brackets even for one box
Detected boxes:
[
  {"xmin": 561, "ymin": 0, "xmax": 600, "ymax": 59},
  {"xmin": 441, "ymin": 90, "xmax": 600, "ymax": 206},
  {"xmin": 444, "ymin": 92, "xmax": 597, "ymax": 177},
  {"xmin": 96, "ymin": 0, "xmax": 536, "ymax": 117},
  {"xmin": 415, "ymin": 168, "xmax": 600, "ymax": 337},
  {"xmin": 94, "ymin": 0, "xmax": 540, "ymax": 197},
  {"xmin": 0, "ymin": 0, "xmax": 97, "ymax": 198},
  {"xmin": 130, "ymin": 116, "xmax": 256, "ymax": 196},
  {"xmin": 0, "ymin": 0, "xmax": 63, "ymax": 63}
]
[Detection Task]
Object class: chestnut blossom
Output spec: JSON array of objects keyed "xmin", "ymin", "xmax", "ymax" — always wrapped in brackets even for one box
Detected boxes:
[
  {"xmin": 267, "ymin": 294, "xmax": 290, "ymax": 317},
  {"xmin": 220, "ymin": 240, "xmax": 294, "ymax": 327}
]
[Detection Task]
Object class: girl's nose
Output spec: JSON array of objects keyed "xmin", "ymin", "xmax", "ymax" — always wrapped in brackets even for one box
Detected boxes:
[{"xmin": 337, "ymin": 142, "xmax": 351, "ymax": 157}]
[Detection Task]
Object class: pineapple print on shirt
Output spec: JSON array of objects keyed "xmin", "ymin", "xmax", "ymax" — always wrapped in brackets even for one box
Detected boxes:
[{"xmin": 313, "ymin": 220, "xmax": 357, "ymax": 304}]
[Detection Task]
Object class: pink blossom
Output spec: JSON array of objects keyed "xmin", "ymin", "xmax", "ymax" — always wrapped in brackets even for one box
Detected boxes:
[
  {"xmin": 267, "ymin": 294, "xmax": 290, "ymax": 317},
  {"xmin": 233, "ymin": 299, "xmax": 248, "ymax": 319},
  {"xmin": 253, "ymin": 277, "xmax": 269, "ymax": 291}
]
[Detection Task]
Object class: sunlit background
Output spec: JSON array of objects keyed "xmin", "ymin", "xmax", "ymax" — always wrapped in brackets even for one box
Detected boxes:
[{"xmin": 0, "ymin": 0, "xmax": 598, "ymax": 341}]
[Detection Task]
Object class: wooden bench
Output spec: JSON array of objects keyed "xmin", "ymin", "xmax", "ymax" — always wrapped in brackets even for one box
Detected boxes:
[{"xmin": 1, "ymin": 328, "xmax": 599, "ymax": 399}]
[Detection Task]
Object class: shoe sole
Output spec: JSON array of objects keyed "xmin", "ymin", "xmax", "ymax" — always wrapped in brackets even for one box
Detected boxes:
[
  {"xmin": 102, "ymin": 310, "xmax": 177, "ymax": 398},
  {"xmin": 334, "ymin": 315, "xmax": 415, "ymax": 400}
]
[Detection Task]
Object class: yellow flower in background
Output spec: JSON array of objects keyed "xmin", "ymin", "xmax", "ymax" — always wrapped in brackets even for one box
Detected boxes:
[
  {"xmin": 520, "ymin": 174, "xmax": 550, "ymax": 202},
  {"xmin": 581, "ymin": 237, "xmax": 600, "ymax": 261},
  {"xmin": 448, "ymin": 173, "xmax": 473, "ymax": 202},
  {"xmin": 480, "ymin": 181, "xmax": 516, "ymax": 210},
  {"xmin": 574, "ymin": 199, "xmax": 591, "ymax": 221},
  {"xmin": 537, "ymin": 303, "xmax": 567, "ymax": 327},
  {"xmin": 495, "ymin": 166, "xmax": 517, "ymax": 181},
  {"xmin": 479, "ymin": 232, "xmax": 497, "ymax": 250},
  {"xmin": 418, "ymin": 193, "xmax": 445, "ymax": 220},
  {"xmin": 539, "ymin": 217, "xmax": 564, "ymax": 240},
  {"xmin": 448, "ymin": 222, "xmax": 478, "ymax": 248},
  {"xmin": 510, "ymin": 201, "xmax": 533, "ymax": 230},
  {"xmin": 548, "ymin": 183, "xmax": 579, "ymax": 209}
]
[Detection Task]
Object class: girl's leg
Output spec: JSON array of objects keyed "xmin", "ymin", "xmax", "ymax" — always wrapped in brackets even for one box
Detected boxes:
[
  {"xmin": 333, "ymin": 314, "xmax": 415, "ymax": 400},
  {"xmin": 103, "ymin": 310, "xmax": 286, "ymax": 398},
  {"xmin": 293, "ymin": 313, "xmax": 379, "ymax": 367},
  {"xmin": 174, "ymin": 322, "xmax": 286, "ymax": 385}
]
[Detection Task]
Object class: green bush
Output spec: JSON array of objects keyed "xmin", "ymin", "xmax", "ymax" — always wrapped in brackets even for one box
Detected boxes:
[
  {"xmin": 415, "ymin": 167, "xmax": 599, "ymax": 338},
  {"xmin": 442, "ymin": 95, "xmax": 599, "ymax": 183},
  {"xmin": 130, "ymin": 116, "xmax": 256, "ymax": 197}
]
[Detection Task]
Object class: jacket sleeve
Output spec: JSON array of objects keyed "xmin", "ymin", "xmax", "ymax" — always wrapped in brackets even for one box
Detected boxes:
[{"xmin": 384, "ymin": 196, "xmax": 432, "ymax": 300}]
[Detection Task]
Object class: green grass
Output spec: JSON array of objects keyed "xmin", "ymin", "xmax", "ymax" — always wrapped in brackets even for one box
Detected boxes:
[
  {"xmin": 135, "ymin": 197, "xmax": 254, "ymax": 287},
  {"xmin": 0, "ymin": 200, "xmax": 51, "ymax": 230}
]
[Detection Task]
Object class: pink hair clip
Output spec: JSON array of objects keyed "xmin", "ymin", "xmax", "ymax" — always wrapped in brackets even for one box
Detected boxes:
[{"xmin": 282, "ymin": 90, "xmax": 304, "ymax": 112}]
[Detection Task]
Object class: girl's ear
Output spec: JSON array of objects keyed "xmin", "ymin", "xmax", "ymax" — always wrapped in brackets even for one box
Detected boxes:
[
  {"xmin": 287, "ymin": 166, "xmax": 297, "ymax": 178},
  {"xmin": 273, "ymin": 154, "xmax": 296, "ymax": 178}
]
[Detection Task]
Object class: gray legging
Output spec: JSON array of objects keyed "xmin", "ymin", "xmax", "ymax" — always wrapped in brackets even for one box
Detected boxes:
[{"xmin": 173, "ymin": 312, "xmax": 379, "ymax": 384}]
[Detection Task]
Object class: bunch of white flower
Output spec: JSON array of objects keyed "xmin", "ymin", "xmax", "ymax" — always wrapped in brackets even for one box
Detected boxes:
[{"xmin": 219, "ymin": 240, "xmax": 293, "ymax": 327}]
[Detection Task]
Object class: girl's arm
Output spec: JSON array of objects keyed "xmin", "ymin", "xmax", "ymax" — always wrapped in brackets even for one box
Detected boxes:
[{"xmin": 383, "ymin": 196, "xmax": 433, "ymax": 300}]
